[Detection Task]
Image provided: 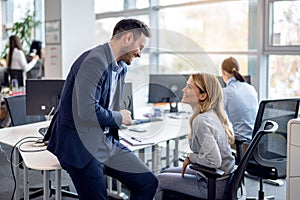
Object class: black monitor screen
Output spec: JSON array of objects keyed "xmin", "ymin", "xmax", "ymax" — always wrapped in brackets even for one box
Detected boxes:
[
  {"xmin": 120, "ymin": 82, "xmax": 134, "ymax": 119},
  {"xmin": 26, "ymin": 79, "xmax": 65, "ymax": 115},
  {"xmin": 148, "ymin": 74, "xmax": 189, "ymax": 104}
]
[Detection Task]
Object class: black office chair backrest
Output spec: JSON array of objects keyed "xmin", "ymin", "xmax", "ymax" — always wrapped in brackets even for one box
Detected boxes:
[
  {"xmin": 7, "ymin": 69, "xmax": 24, "ymax": 87},
  {"xmin": 5, "ymin": 95, "xmax": 46, "ymax": 126},
  {"xmin": 251, "ymin": 98, "xmax": 299, "ymax": 177},
  {"xmin": 230, "ymin": 120, "xmax": 278, "ymax": 200}
]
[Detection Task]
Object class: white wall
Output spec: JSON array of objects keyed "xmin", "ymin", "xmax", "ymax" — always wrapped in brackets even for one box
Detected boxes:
[{"xmin": 44, "ymin": 0, "xmax": 96, "ymax": 79}]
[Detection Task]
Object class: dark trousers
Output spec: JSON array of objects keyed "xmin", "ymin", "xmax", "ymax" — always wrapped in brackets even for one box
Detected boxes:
[{"xmin": 60, "ymin": 141, "xmax": 158, "ymax": 200}]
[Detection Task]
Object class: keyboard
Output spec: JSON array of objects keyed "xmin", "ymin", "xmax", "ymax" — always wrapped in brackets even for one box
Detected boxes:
[{"xmin": 131, "ymin": 117, "xmax": 162, "ymax": 125}]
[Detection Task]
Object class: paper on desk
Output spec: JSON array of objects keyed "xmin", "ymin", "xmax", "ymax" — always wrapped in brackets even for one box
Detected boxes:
[{"xmin": 120, "ymin": 133, "xmax": 154, "ymax": 146}]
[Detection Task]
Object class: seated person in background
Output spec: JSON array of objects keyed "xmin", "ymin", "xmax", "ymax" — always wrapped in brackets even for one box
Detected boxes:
[
  {"xmin": 221, "ymin": 57, "xmax": 258, "ymax": 144},
  {"xmin": 155, "ymin": 73, "xmax": 235, "ymax": 199}
]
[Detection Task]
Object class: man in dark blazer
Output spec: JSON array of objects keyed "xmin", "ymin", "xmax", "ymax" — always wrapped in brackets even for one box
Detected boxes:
[{"xmin": 45, "ymin": 19, "xmax": 158, "ymax": 199}]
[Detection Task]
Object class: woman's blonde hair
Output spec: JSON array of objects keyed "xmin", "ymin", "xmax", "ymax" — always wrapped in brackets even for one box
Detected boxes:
[{"xmin": 188, "ymin": 73, "xmax": 234, "ymax": 144}]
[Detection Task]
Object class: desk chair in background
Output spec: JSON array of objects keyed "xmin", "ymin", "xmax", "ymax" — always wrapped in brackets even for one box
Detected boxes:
[
  {"xmin": 0, "ymin": 66, "xmax": 8, "ymax": 86},
  {"xmin": 235, "ymin": 98, "xmax": 300, "ymax": 199},
  {"xmin": 163, "ymin": 120, "xmax": 278, "ymax": 200},
  {"xmin": 5, "ymin": 95, "xmax": 46, "ymax": 126},
  {"xmin": 7, "ymin": 69, "xmax": 24, "ymax": 87}
]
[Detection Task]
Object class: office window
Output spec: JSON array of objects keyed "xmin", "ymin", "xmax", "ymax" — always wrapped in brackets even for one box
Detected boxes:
[
  {"xmin": 269, "ymin": 55, "xmax": 300, "ymax": 98},
  {"xmin": 12, "ymin": 0, "xmax": 34, "ymax": 22},
  {"xmin": 160, "ymin": 0, "xmax": 201, "ymax": 6},
  {"xmin": 269, "ymin": 0, "xmax": 300, "ymax": 46},
  {"xmin": 159, "ymin": 1, "xmax": 249, "ymax": 52},
  {"xmin": 95, "ymin": 16, "xmax": 149, "ymax": 44},
  {"xmin": 266, "ymin": 0, "xmax": 300, "ymax": 99},
  {"xmin": 159, "ymin": 53, "xmax": 218, "ymax": 75},
  {"xmin": 94, "ymin": 0, "xmax": 149, "ymax": 13},
  {"xmin": 209, "ymin": 55, "xmax": 257, "ymax": 77},
  {"xmin": 157, "ymin": 1, "xmax": 251, "ymax": 76}
]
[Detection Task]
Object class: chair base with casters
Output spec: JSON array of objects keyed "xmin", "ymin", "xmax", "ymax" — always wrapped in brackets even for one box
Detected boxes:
[{"xmin": 162, "ymin": 120, "xmax": 278, "ymax": 200}]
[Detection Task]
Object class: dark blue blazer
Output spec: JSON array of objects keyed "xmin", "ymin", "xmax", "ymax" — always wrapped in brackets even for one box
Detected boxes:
[{"xmin": 46, "ymin": 43, "xmax": 127, "ymax": 168}]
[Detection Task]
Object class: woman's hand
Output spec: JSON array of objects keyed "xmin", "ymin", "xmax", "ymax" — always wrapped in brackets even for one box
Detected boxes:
[{"xmin": 181, "ymin": 156, "xmax": 191, "ymax": 177}]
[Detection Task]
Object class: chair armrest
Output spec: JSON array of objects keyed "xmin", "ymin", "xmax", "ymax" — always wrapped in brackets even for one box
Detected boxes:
[
  {"xmin": 190, "ymin": 163, "xmax": 224, "ymax": 178},
  {"xmin": 235, "ymin": 135, "xmax": 247, "ymax": 145},
  {"xmin": 234, "ymin": 135, "xmax": 247, "ymax": 165}
]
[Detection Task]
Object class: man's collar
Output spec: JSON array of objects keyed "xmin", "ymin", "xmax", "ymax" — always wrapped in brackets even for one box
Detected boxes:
[{"xmin": 108, "ymin": 42, "xmax": 119, "ymax": 72}]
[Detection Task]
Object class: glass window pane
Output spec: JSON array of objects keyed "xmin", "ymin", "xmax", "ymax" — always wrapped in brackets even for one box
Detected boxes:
[
  {"xmin": 159, "ymin": 53, "xmax": 218, "ymax": 75},
  {"xmin": 126, "ymin": 53, "xmax": 150, "ymax": 107},
  {"xmin": 95, "ymin": 16, "xmax": 149, "ymax": 44},
  {"xmin": 160, "ymin": 0, "xmax": 201, "ymax": 6},
  {"xmin": 271, "ymin": 0, "xmax": 300, "ymax": 46},
  {"xmin": 94, "ymin": 0, "xmax": 149, "ymax": 13},
  {"xmin": 159, "ymin": 1, "xmax": 249, "ymax": 51},
  {"xmin": 209, "ymin": 55, "xmax": 255, "ymax": 78},
  {"xmin": 159, "ymin": 53, "xmax": 255, "ymax": 78},
  {"xmin": 269, "ymin": 55, "xmax": 300, "ymax": 98},
  {"xmin": 13, "ymin": 0, "xmax": 34, "ymax": 22},
  {"xmin": 94, "ymin": 0, "xmax": 124, "ymax": 13}
]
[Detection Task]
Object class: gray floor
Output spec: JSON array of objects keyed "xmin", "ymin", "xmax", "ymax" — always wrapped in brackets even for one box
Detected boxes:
[{"xmin": 0, "ymin": 143, "xmax": 286, "ymax": 200}]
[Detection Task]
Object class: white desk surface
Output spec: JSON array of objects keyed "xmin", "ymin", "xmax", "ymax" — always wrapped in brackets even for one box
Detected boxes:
[
  {"xmin": 0, "ymin": 114, "xmax": 190, "ymax": 166},
  {"xmin": 0, "ymin": 120, "xmax": 61, "ymax": 171},
  {"xmin": 0, "ymin": 120, "xmax": 50, "ymax": 146},
  {"xmin": 120, "ymin": 113, "xmax": 190, "ymax": 151}
]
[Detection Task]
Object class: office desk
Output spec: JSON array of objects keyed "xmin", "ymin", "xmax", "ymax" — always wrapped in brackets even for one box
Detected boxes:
[
  {"xmin": 0, "ymin": 120, "xmax": 61, "ymax": 200},
  {"xmin": 120, "ymin": 113, "xmax": 190, "ymax": 172},
  {"xmin": 0, "ymin": 114, "xmax": 190, "ymax": 199}
]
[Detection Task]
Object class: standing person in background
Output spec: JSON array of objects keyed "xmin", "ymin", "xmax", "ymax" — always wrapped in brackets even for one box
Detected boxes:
[
  {"xmin": 155, "ymin": 73, "xmax": 235, "ymax": 199},
  {"xmin": 221, "ymin": 57, "xmax": 258, "ymax": 146},
  {"xmin": 45, "ymin": 18, "xmax": 158, "ymax": 200},
  {"xmin": 26, "ymin": 40, "xmax": 44, "ymax": 79},
  {"xmin": 6, "ymin": 35, "xmax": 39, "ymax": 85}
]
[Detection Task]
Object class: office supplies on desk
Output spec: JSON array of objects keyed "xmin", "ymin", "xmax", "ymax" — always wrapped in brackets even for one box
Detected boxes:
[
  {"xmin": 120, "ymin": 136, "xmax": 154, "ymax": 146},
  {"xmin": 129, "ymin": 127, "xmax": 147, "ymax": 132},
  {"xmin": 131, "ymin": 117, "xmax": 163, "ymax": 125},
  {"xmin": 120, "ymin": 131, "xmax": 154, "ymax": 146}
]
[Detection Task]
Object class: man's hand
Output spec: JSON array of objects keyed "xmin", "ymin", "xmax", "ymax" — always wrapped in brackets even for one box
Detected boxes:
[
  {"xmin": 120, "ymin": 109, "xmax": 132, "ymax": 125},
  {"xmin": 181, "ymin": 156, "xmax": 191, "ymax": 177}
]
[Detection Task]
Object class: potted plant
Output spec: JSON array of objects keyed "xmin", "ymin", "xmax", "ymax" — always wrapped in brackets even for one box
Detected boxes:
[{"xmin": 0, "ymin": 10, "xmax": 40, "ymax": 60}]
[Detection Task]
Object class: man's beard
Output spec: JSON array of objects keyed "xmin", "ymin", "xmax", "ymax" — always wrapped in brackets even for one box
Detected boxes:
[
  {"xmin": 119, "ymin": 51, "xmax": 134, "ymax": 65},
  {"xmin": 119, "ymin": 45, "xmax": 136, "ymax": 65}
]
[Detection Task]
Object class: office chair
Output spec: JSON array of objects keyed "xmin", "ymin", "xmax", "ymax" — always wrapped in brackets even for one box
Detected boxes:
[
  {"xmin": 162, "ymin": 120, "xmax": 278, "ymax": 200},
  {"xmin": 235, "ymin": 98, "xmax": 300, "ymax": 199},
  {"xmin": 0, "ymin": 66, "xmax": 8, "ymax": 86},
  {"xmin": 7, "ymin": 69, "xmax": 24, "ymax": 87},
  {"xmin": 4, "ymin": 95, "xmax": 46, "ymax": 126}
]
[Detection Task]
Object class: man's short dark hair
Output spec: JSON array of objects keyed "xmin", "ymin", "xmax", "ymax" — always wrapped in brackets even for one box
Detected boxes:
[{"xmin": 112, "ymin": 19, "xmax": 151, "ymax": 40}]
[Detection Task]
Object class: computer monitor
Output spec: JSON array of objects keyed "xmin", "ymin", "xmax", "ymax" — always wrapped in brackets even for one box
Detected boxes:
[
  {"xmin": 26, "ymin": 79, "xmax": 65, "ymax": 115},
  {"xmin": 148, "ymin": 74, "xmax": 189, "ymax": 112},
  {"xmin": 217, "ymin": 75, "xmax": 251, "ymax": 87},
  {"xmin": 120, "ymin": 82, "xmax": 134, "ymax": 119}
]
